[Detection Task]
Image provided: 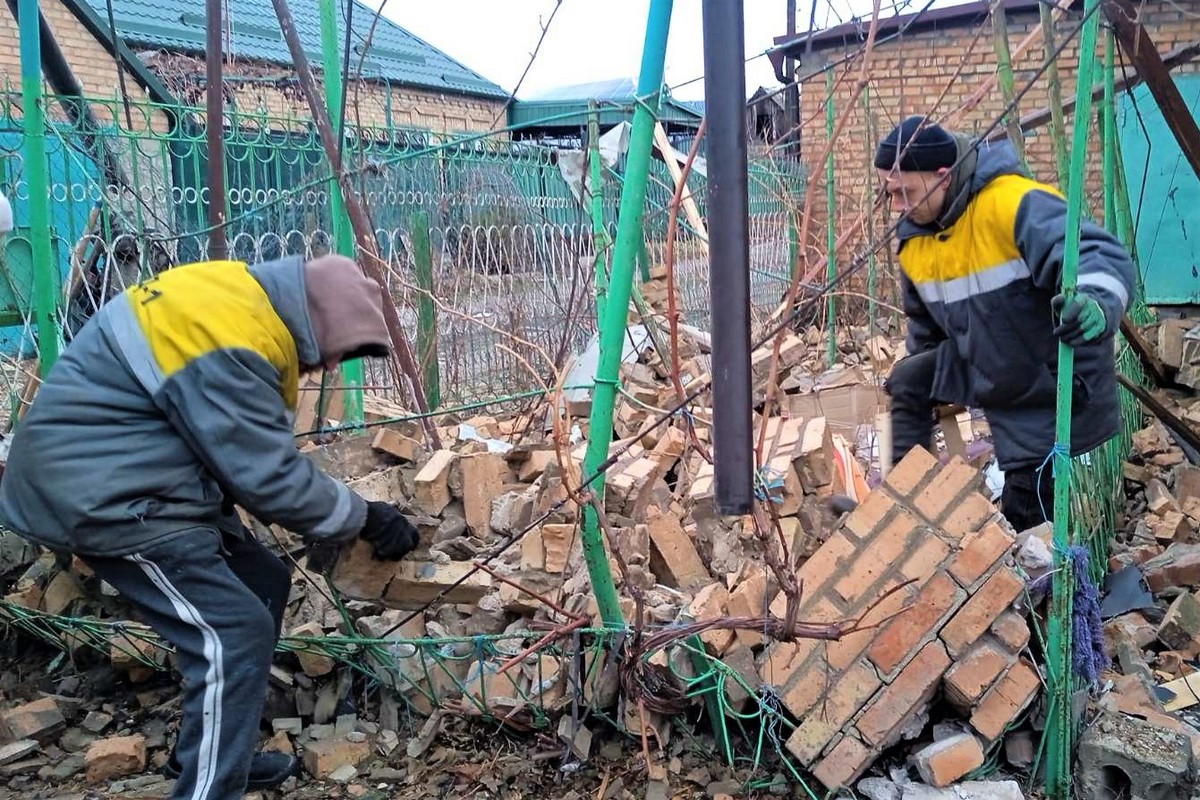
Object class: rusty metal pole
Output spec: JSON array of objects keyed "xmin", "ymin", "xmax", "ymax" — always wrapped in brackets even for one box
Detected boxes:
[
  {"xmin": 270, "ymin": 0, "xmax": 440, "ymax": 447},
  {"xmin": 205, "ymin": 0, "xmax": 227, "ymax": 260}
]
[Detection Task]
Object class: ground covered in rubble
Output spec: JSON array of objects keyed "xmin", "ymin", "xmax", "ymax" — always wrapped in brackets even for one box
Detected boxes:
[
  {"xmin": 5, "ymin": 315, "xmax": 1200, "ymax": 800},
  {"xmin": 0, "ymin": 642, "xmax": 830, "ymax": 800}
]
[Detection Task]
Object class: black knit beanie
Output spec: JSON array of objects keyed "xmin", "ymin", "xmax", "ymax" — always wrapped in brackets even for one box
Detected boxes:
[{"xmin": 874, "ymin": 116, "xmax": 958, "ymax": 172}]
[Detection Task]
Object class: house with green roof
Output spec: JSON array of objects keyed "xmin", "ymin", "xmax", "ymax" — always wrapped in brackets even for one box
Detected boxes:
[
  {"xmin": 0, "ymin": 0, "xmax": 516, "ymax": 342},
  {"xmin": 72, "ymin": 0, "xmax": 508, "ymax": 133},
  {"xmin": 510, "ymin": 78, "xmax": 703, "ymax": 147}
]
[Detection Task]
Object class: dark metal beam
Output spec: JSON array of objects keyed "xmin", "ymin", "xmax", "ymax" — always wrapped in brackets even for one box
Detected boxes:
[
  {"xmin": 1104, "ymin": 0, "xmax": 1200, "ymax": 181},
  {"xmin": 701, "ymin": 0, "xmax": 753, "ymax": 515},
  {"xmin": 206, "ymin": 0, "xmax": 227, "ymax": 259},
  {"xmin": 783, "ymin": 0, "xmax": 799, "ymax": 158}
]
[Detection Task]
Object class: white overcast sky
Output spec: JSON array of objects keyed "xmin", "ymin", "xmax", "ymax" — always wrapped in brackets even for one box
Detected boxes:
[{"xmin": 365, "ymin": 0, "xmax": 974, "ymax": 101}]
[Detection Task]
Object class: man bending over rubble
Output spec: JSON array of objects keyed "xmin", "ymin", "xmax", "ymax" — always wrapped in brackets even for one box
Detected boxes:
[
  {"xmin": 0, "ymin": 254, "xmax": 421, "ymax": 799},
  {"xmin": 876, "ymin": 116, "xmax": 1135, "ymax": 532}
]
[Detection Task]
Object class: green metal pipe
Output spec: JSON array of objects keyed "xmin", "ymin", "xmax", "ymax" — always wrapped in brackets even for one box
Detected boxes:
[
  {"xmin": 411, "ymin": 210, "xmax": 440, "ymax": 409},
  {"xmin": 318, "ymin": 0, "xmax": 364, "ymax": 427},
  {"xmin": 864, "ymin": 84, "xmax": 877, "ymax": 326},
  {"xmin": 1102, "ymin": 30, "xmax": 1116, "ymax": 234},
  {"xmin": 1046, "ymin": 1, "xmax": 1102, "ymax": 796},
  {"xmin": 1041, "ymin": 1, "xmax": 1070, "ymax": 185},
  {"xmin": 588, "ymin": 102, "xmax": 610, "ymax": 322},
  {"xmin": 579, "ymin": 0, "xmax": 674, "ymax": 629},
  {"xmin": 991, "ymin": 0, "xmax": 1028, "ymax": 170},
  {"xmin": 18, "ymin": 0, "xmax": 59, "ymax": 375},
  {"xmin": 825, "ymin": 68, "xmax": 837, "ymax": 368}
]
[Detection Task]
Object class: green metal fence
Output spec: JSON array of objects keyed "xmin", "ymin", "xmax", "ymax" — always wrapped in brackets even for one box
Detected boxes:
[{"xmin": 0, "ymin": 89, "xmax": 804, "ymax": 412}]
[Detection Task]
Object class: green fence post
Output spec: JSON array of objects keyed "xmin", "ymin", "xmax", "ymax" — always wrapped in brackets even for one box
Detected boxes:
[
  {"xmin": 1102, "ymin": 29, "xmax": 1116, "ymax": 234},
  {"xmin": 588, "ymin": 102, "xmax": 610, "ymax": 323},
  {"xmin": 1041, "ymin": 1, "xmax": 1070, "ymax": 185},
  {"xmin": 411, "ymin": 211, "xmax": 440, "ymax": 410},
  {"xmin": 991, "ymin": 0, "xmax": 1028, "ymax": 170},
  {"xmin": 579, "ymin": 0, "xmax": 674, "ymax": 630},
  {"xmin": 863, "ymin": 84, "xmax": 877, "ymax": 326},
  {"xmin": 1046, "ymin": 1, "xmax": 1102, "ymax": 797},
  {"xmin": 18, "ymin": 0, "xmax": 59, "ymax": 376},
  {"xmin": 318, "ymin": 0, "xmax": 363, "ymax": 427},
  {"xmin": 825, "ymin": 68, "xmax": 837, "ymax": 367}
]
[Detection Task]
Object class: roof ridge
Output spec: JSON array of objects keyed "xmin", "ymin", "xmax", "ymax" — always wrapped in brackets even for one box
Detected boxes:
[{"xmin": 79, "ymin": 0, "xmax": 508, "ymax": 100}]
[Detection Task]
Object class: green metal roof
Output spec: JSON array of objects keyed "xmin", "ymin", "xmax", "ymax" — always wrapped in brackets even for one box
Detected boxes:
[
  {"xmin": 510, "ymin": 79, "xmax": 703, "ymax": 131},
  {"xmin": 78, "ymin": 0, "xmax": 508, "ymax": 100}
]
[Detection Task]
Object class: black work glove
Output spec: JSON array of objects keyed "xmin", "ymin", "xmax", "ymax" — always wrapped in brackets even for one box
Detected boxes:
[
  {"xmin": 305, "ymin": 540, "xmax": 344, "ymax": 575},
  {"xmin": 360, "ymin": 501, "xmax": 420, "ymax": 561}
]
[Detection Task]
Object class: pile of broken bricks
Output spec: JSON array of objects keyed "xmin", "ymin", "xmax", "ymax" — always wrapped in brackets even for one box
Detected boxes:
[{"xmin": 6, "ymin": 313, "xmax": 1200, "ymax": 799}]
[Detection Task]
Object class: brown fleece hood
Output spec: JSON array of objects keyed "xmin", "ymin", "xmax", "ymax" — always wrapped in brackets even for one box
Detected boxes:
[{"xmin": 303, "ymin": 254, "xmax": 391, "ymax": 366}]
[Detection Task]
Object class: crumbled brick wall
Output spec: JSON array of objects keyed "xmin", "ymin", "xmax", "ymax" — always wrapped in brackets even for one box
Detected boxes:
[{"xmin": 758, "ymin": 447, "xmax": 1037, "ymax": 789}]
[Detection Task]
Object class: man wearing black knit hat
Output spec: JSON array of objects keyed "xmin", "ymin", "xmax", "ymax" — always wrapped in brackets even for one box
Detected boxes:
[{"xmin": 875, "ymin": 115, "xmax": 1135, "ymax": 531}]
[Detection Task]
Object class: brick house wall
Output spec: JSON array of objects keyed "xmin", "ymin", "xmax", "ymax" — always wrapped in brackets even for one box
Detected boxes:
[
  {"xmin": 0, "ymin": 1, "xmax": 164, "ymax": 129},
  {"xmin": 0, "ymin": 2, "xmax": 504, "ymax": 137},
  {"xmin": 794, "ymin": 0, "xmax": 1200, "ymax": 264},
  {"xmin": 226, "ymin": 79, "xmax": 505, "ymax": 135},
  {"xmin": 142, "ymin": 51, "xmax": 507, "ymax": 136}
]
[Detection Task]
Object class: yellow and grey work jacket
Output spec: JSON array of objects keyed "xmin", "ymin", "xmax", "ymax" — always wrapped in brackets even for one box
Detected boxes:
[
  {"xmin": 0, "ymin": 257, "xmax": 365, "ymax": 556},
  {"xmin": 894, "ymin": 140, "xmax": 1134, "ymax": 470}
]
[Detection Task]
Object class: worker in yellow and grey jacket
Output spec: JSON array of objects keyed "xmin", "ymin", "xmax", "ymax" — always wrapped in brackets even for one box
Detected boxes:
[
  {"xmin": 876, "ymin": 116, "xmax": 1135, "ymax": 532},
  {"xmin": 0, "ymin": 254, "xmax": 420, "ymax": 799}
]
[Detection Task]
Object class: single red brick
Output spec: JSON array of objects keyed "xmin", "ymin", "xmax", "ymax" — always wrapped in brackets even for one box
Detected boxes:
[
  {"xmin": 940, "ymin": 492, "xmax": 998, "ymax": 540},
  {"xmin": 940, "ymin": 568, "xmax": 1024, "ymax": 657},
  {"xmin": 85, "ymin": 735, "xmax": 147, "ymax": 784},
  {"xmin": 885, "ymin": 447, "xmax": 939, "ymax": 497},
  {"xmin": 913, "ymin": 733, "xmax": 986, "ymax": 787},
  {"xmin": 899, "ymin": 533, "xmax": 951, "ymax": 584},
  {"xmin": 970, "ymin": 659, "xmax": 1042, "ymax": 741},
  {"xmin": 856, "ymin": 641, "xmax": 951, "ymax": 746},
  {"xmin": 991, "ymin": 611, "xmax": 1031, "ymax": 652},
  {"xmin": 811, "ymin": 734, "xmax": 874, "ymax": 790},
  {"xmin": 949, "ymin": 521, "xmax": 1016, "ymax": 588},
  {"xmin": 868, "ymin": 572, "xmax": 963, "ymax": 675},
  {"xmin": 1142, "ymin": 543, "xmax": 1200, "ymax": 593},
  {"xmin": 727, "ymin": 570, "xmax": 769, "ymax": 648},
  {"xmin": 914, "ymin": 458, "xmax": 980, "ymax": 522},
  {"xmin": 943, "ymin": 639, "xmax": 1013, "ymax": 710},
  {"xmin": 785, "ymin": 660, "xmax": 881, "ymax": 765},
  {"xmin": 834, "ymin": 512, "xmax": 919, "ymax": 605},
  {"xmin": 0, "ymin": 697, "xmax": 65, "ymax": 744},
  {"xmin": 844, "ymin": 490, "xmax": 895, "ymax": 540}
]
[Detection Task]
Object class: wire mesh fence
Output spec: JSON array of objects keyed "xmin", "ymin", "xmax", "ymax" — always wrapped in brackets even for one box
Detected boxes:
[{"xmin": 0, "ymin": 89, "xmax": 804, "ymax": 415}]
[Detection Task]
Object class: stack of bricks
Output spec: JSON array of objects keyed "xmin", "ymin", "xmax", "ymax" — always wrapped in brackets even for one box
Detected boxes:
[{"xmin": 757, "ymin": 447, "xmax": 1039, "ymax": 789}]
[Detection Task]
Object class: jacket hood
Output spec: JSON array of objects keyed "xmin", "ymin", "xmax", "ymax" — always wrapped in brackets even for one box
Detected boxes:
[
  {"xmin": 248, "ymin": 256, "xmax": 321, "ymax": 366},
  {"xmin": 301, "ymin": 254, "xmax": 390, "ymax": 366},
  {"xmin": 896, "ymin": 137, "xmax": 1026, "ymax": 242}
]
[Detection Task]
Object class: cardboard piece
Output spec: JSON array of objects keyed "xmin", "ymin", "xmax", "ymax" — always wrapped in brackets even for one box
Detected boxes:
[{"xmin": 788, "ymin": 383, "xmax": 883, "ymax": 433}]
